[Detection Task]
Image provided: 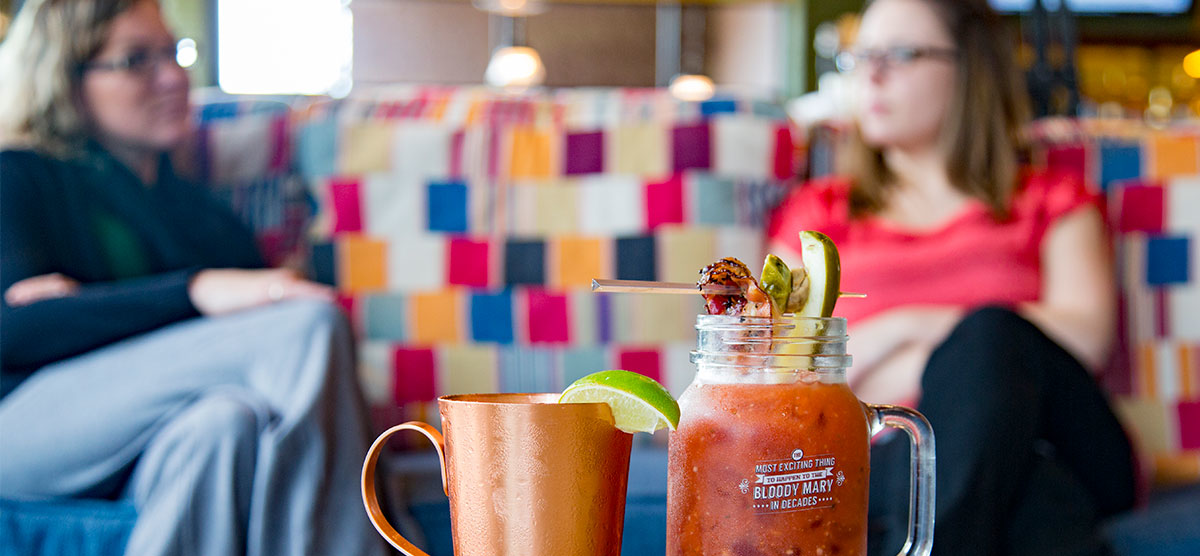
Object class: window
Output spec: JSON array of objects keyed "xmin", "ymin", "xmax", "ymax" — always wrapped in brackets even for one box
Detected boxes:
[{"xmin": 217, "ymin": 0, "xmax": 353, "ymax": 96}]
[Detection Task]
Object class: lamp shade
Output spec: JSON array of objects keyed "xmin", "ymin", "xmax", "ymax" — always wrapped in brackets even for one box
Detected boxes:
[
  {"xmin": 485, "ymin": 46, "xmax": 546, "ymax": 89},
  {"xmin": 669, "ymin": 74, "xmax": 715, "ymax": 102},
  {"xmin": 473, "ymin": 0, "xmax": 547, "ymax": 16}
]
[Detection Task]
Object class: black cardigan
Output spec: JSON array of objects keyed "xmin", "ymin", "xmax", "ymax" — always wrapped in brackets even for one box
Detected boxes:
[{"xmin": 0, "ymin": 147, "xmax": 264, "ymax": 398}]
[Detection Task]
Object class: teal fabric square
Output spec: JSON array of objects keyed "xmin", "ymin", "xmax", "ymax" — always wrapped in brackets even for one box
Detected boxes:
[
  {"xmin": 296, "ymin": 118, "xmax": 337, "ymax": 180},
  {"xmin": 692, "ymin": 174, "xmax": 736, "ymax": 226},
  {"xmin": 561, "ymin": 347, "xmax": 610, "ymax": 390},
  {"xmin": 364, "ymin": 294, "xmax": 406, "ymax": 341}
]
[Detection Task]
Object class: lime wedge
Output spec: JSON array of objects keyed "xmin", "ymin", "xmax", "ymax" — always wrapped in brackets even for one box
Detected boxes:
[
  {"xmin": 559, "ymin": 370, "xmax": 680, "ymax": 434},
  {"xmin": 761, "ymin": 254, "xmax": 793, "ymax": 313},
  {"xmin": 797, "ymin": 231, "xmax": 841, "ymax": 318}
]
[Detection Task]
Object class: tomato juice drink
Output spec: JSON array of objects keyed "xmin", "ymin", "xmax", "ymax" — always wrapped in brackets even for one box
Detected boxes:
[{"xmin": 666, "ymin": 315, "xmax": 934, "ymax": 556}]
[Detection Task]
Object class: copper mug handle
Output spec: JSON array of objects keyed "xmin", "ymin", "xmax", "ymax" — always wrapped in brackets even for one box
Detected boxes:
[{"xmin": 361, "ymin": 422, "xmax": 448, "ymax": 556}]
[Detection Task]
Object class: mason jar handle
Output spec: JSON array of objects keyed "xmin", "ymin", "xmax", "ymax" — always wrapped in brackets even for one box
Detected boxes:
[
  {"xmin": 361, "ymin": 422, "xmax": 447, "ymax": 556},
  {"xmin": 867, "ymin": 404, "xmax": 936, "ymax": 556}
]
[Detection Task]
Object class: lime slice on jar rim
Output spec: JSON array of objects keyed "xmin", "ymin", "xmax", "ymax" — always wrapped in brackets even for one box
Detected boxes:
[{"xmin": 559, "ymin": 370, "xmax": 680, "ymax": 434}]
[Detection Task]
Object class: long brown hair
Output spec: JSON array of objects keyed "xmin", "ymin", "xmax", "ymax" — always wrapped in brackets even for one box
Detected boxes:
[
  {"xmin": 0, "ymin": 0, "xmax": 140, "ymax": 156},
  {"xmin": 840, "ymin": 0, "xmax": 1030, "ymax": 219}
]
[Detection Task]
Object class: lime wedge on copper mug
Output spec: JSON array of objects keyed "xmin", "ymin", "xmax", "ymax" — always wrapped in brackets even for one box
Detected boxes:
[
  {"xmin": 559, "ymin": 370, "xmax": 680, "ymax": 434},
  {"xmin": 797, "ymin": 230, "xmax": 841, "ymax": 318}
]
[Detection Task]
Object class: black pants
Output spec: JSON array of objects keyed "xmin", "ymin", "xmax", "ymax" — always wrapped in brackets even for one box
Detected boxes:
[{"xmin": 867, "ymin": 307, "xmax": 1136, "ymax": 556}]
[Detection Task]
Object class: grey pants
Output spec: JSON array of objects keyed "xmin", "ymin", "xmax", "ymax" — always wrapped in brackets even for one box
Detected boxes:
[{"xmin": 0, "ymin": 300, "xmax": 387, "ymax": 556}]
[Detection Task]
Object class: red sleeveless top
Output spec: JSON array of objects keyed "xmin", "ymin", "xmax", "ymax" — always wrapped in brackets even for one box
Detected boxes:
[{"xmin": 767, "ymin": 171, "xmax": 1097, "ymax": 325}]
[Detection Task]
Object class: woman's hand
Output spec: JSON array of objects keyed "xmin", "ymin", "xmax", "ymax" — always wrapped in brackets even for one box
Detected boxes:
[
  {"xmin": 848, "ymin": 306, "xmax": 963, "ymax": 372},
  {"xmin": 846, "ymin": 306, "xmax": 963, "ymax": 403},
  {"xmin": 852, "ymin": 342, "xmax": 932, "ymax": 406},
  {"xmin": 4, "ymin": 273, "xmax": 81, "ymax": 306},
  {"xmin": 188, "ymin": 268, "xmax": 336, "ymax": 317}
]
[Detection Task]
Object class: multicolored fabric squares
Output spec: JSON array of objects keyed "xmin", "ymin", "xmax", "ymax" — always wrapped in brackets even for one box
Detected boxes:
[
  {"xmin": 196, "ymin": 88, "xmax": 798, "ymax": 451},
  {"xmin": 1090, "ymin": 134, "xmax": 1200, "ymax": 485}
]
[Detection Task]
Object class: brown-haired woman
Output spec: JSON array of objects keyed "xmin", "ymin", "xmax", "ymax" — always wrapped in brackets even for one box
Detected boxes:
[
  {"xmin": 769, "ymin": 0, "xmax": 1135, "ymax": 554},
  {"xmin": 0, "ymin": 1, "xmax": 383, "ymax": 554}
]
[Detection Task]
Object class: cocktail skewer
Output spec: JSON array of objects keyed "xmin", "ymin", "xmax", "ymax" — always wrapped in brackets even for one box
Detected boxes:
[{"xmin": 591, "ymin": 279, "xmax": 866, "ymax": 298}]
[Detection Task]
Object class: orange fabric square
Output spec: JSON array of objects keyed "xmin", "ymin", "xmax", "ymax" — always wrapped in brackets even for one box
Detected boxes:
[
  {"xmin": 1148, "ymin": 134, "xmax": 1199, "ymax": 180},
  {"xmin": 338, "ymin": 235, "xmax": 387, "ymax": 293},
  {"xmin": 552, "ymin": 236, "xmax": 608, "ymax": 288},
  {"xmin": 411, "ymin": 289, "xmax": 462, "ymax": 344},
  {"xmin": 509, "ymin": 127, "xmax": 553, "ymax": 179}
]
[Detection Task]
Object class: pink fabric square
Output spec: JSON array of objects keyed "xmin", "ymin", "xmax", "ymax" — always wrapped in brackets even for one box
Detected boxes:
[
  {"xmin": 330, "ymin": 178, "xmax": 363, "ymax": 233},
  {"xmin": 1177, "ymin": 401, "xmax": 1200, "ymax": 450},
  {"xmin": 1118, "ymin": 185, "xmax": 1164, "ymax": 233},
  {"xmin": 645, "ymin": 174, "xmax": 685, "ymax": 230},
  {"xmin": 393, "ymin": 348, "xmax": 438, "ymax": 404},
  {"xmin": 618, "ymin": 349, "xmax": 662, "ymax": 383},
  {"xmin": 526, "ymin": 289, "xmax": 570, "ymax": 344},
  {"xmin": 773, "ymin": 125, "xmax": 795, "ymax": 180},
  {"xmin": 1045, "ymin": 144, "xmax": 1088, "ymax": 180},
  {"xmin": 447, "ymin": 237, "xmax": 490, "ymax": 287}
]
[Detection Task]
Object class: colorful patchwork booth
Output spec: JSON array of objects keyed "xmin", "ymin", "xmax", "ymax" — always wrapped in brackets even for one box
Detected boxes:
[
  {"xmin": 1028, "ymin": 119, "xmax": 1200, "ymax": 488},
  {"xmin": 290, "ymin": 88, "xmax": 797, "ymax": 432},
  {"xmin": 995, "ymin": 119, "xmax": 1200, "ymax": 555},
  {"xmin": 294, "ymin": 88, "xmax": 797, "ymax": 556}
]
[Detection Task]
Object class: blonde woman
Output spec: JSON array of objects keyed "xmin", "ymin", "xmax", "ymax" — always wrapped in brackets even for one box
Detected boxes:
[
  {"xmin": 769, "ymin": 0, "xmax": 1134, "ymax": 554},
  {"xmin": 0, "ymin": 1, "xmax": 384, "ymax": 554}
]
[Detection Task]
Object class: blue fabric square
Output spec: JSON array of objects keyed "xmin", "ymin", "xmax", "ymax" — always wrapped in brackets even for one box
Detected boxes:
[
  {"xmin": 364, "ymin": 294, "xmax": 406, "ymax": 341},
  {"xmin": 470, "ymin": 290, "xmax": 514, "ymax": 344},
  {"xmin": 310, "ymin": 242, "xmax": 336, "ymax": 286},
  {"xmin": 1099, "ymin": 141, "xmax": 1141, "ymax": 193},
  {"xmin": 597, "ymin": 293, "xmax": 613, "ymax": 344},
  {"xmin": 615, "ymin": 236, "xmax": 657, "ymax": 281},
  {"xmin": 693, "ymin": 174, "xmax": 737, "ymax": 226},
  {"xmin": 198, "ymin": 102, "xmax": 240, "ymax": 122},
  {"xmin": 427, "ymin": 181, "xmax": 469, "ymax": 233},
  {"xmin": 700, "ymin": 98, "xmax": 738, "ymax": 117},
  {"xmin": 504, "ymin": 240, "xmax": 545, "ymax": 285},
  {"xmin": 1146, "ymin": 236, "xmax": 1190, "ymax": 285}
]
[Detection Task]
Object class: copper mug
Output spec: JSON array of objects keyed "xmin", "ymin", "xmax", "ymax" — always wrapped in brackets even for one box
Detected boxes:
[{"xmin": 361, "ymin": 393, "xmax": 634, "ymax": 556}]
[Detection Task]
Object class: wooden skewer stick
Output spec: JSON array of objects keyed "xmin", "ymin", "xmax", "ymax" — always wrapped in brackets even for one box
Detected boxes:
[{"xmin": 591, "ymin": 279, "xmax": 866, "ymax": 298}]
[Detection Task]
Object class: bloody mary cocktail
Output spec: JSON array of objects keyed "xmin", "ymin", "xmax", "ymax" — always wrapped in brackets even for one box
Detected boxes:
[{"xmin": 667, "ymin": 377, "xmax": 870, "ymax": 555}]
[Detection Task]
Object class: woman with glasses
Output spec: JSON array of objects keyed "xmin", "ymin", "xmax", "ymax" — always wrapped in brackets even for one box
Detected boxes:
[
  {"xmin": 770, "ymin": 0, "xmax": 1135, "ymax": 554},
  {"xmin": 0, "ymin": 1, "xmax": 384, "ymax": 555}
]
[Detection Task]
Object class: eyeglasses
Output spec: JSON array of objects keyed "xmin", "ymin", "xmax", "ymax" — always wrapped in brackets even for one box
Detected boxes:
[
  {"xmin": 834, "ymin": 46, "xmax": 957, "ymax": 74},
  {"xmin": 83, "ymin": 45, "xmax": 181, "ymax": 76}
]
